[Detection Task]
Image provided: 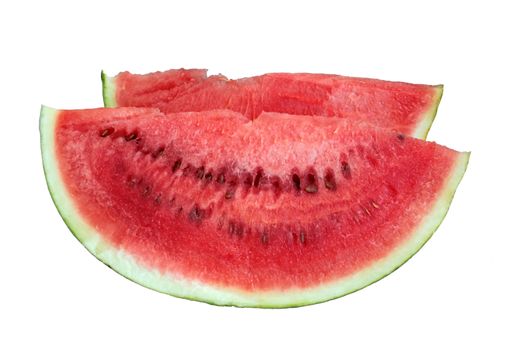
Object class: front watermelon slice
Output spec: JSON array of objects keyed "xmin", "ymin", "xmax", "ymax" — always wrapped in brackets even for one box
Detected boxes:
[
  {"xmin": 40, "ymin": 106, "xmax": 468, "ymax": 308},
  {"xmin": 102, "ymin": 69, "xmax": 443, "ymax": 139}
]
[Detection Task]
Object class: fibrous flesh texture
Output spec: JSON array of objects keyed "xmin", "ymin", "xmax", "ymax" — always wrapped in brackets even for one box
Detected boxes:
[{"xmin": 40, "ymin": 106, "xmax": 468, "ymax": 307}]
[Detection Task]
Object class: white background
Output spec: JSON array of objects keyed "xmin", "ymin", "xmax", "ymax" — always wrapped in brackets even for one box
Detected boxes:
[{"xmin": 1, "ymin": 1, "xmax": 524, "ymax": 349}]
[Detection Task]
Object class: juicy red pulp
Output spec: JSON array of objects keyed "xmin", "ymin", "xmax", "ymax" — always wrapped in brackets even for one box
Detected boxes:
[
  {"xmin": 56, "ymin": 108, "xmax": 458, "ymax": 290},
  {"xmin": 115, "ymin": 71, "xmax": 438, "ymax": 136}
]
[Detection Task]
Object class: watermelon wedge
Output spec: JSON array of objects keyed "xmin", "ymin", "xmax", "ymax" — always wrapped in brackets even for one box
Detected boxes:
[
  {"xmin": 40, "ymin": 105, "xmax": 468, "ymax": 308},
  {"xmin": 102, "ymin": 69, "xmax": 443, "ymax": 139}
]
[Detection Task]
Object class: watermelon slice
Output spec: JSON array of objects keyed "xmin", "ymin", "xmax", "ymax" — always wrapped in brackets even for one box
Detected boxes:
[
  {"xmin": 102, "ymin": 69, "xmax": 443, "ymax": 139},
  {"xmin": 40, "ymin": 105, "xmax": 468, "ymax": 308}
]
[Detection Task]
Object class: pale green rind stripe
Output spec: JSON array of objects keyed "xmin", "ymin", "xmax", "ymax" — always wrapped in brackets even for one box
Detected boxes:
[
  {"xmin": 412, "ymin": 85, "xmax": 444, "ymax": 140},
  {"xmin": 40, "ymin": 105, "xmax": 468, "ymax": 308},
  {"xmin": 101, "ymin": 71, "xmax": 117, "ymax": 107}
]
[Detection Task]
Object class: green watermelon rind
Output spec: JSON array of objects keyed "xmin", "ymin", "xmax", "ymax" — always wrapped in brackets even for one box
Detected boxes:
[
  {"xmin": 40, "ymin": 105, "xmax": 469, "ymax": 308},
  {"xmin": 412, "ymin": 84, "xmax": 443, "ymax": 139},
  {"xmin": 101, "ymin": 71, "xmax": 117, "ymax": 108},
  {"xmin": 100, "ymin": 72, "xmax": 444, "ymax": 140}
]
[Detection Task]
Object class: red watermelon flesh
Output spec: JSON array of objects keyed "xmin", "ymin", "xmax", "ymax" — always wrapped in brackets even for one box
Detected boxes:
[
  {"xmin": 41, "ymin": 106, "xmax": 468, "ymax": 307},
  {"xmin": 104, "ymin": 68, "xmax": 208, "ymax": 107},
  {"xmin": 104, "ymin": 69, "xmax": 443, "ymax": 138}
]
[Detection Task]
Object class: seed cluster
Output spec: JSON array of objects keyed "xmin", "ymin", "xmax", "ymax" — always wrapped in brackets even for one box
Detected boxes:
[{"xmin": 98, "ymin": 126, "xmax": 386, "ymax": 247}]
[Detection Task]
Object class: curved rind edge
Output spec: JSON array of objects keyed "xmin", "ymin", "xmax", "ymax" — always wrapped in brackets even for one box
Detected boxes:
[
  {"xmin": 101, "ymin": 71, "xmax": 118, "ymax": 107},
  {"xmin": 41, "ymin": 107, "xmax": 469, "ymax": 308},
  {"xmin": 40, "ymin": 106, "xmax": 113, "ymax": 254},
  {"xmin": 412, "ymin": 85, "xmax": 444, "ymax": 140}
]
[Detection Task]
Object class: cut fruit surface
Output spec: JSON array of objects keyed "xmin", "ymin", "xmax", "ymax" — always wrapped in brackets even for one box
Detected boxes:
[
  {"xmin": 102, "ymin": 68, "xmax": 208, "ymax": 109},
  {"xmin": 40, "ymin": 106, "xmax": 468, "ymax": 307},
  {"xmin": 103, "ymin": 69, "xmax": 443, "ymax": 139}
]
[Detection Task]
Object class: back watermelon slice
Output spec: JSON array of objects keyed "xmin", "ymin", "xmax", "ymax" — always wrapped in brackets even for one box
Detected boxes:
[
  {"xmin": 102, "ymin": 69, "xmax": 443, "ymax": 139},
  {"xmin": 40, "ymin": 105, "xmax": 468, "ymax": 307}
]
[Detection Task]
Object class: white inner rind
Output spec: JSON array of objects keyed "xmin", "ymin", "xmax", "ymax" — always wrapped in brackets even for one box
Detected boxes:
[
  {"xmin": 411, "ymin": 85, "xmax": 444, "ymax": 140},
  {"xmin": 40, "ymin": 105, "xmax": 469, "ymax": 308}
]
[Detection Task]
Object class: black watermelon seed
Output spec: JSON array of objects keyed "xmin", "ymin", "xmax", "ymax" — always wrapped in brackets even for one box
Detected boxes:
[
  {"xmin": 172, "ymin": 159, "xmax": 182, "ymax": 172},
  {"xmin": 225, "ymin": 189, "xmax": 235, "ymax": 200},
  {"xmin": 125, "ymin": 133, "xmax": 137, "ymax": 141},
  {"xmin": 324, "ymin": 171, "xmax": 337, "ymax": 191},
  {"xmin": 305, "ymin": 173, "xmax": 318, "ymax": 194},
  {"xmin": 99, "ymin": 127, "xmax": 114, "ymax": 137},
  {"xmin": 254, "ymin": 169, "xmax": 263, "ymax": 187},
  {"xmin": 195, "ymin": 166, "xmax": 205, "ymax": 179},
  {"xmin": 152, "ymin": 147, "xmax": 165, "ymax": 158},
  {"xmin": 188, "ymin": 205, "xmax": 203, "ymax": 223},
  {"xmin": 243, "ymin": 173, "xmax": 253, "ymax": 187},
  {"xmin": 292, "ymin": 174, "xmax": 301, "ymax": 191},
  {"xmin": 341, "ymin": 161, "xmax": 351, "ymax": 178}
]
